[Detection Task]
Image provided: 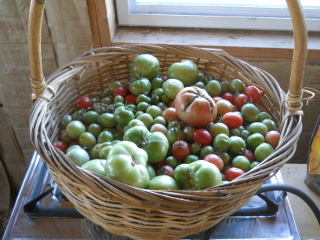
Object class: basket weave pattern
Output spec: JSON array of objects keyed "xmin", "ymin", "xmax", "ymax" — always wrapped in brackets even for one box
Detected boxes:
[{"xmin": 30, "ymin": 44, "xmax": 303, "ymax": 240}]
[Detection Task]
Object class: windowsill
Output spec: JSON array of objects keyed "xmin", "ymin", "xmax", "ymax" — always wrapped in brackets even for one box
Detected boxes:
[{"xmin": 112, "ymin": 27, "xmax": 320, "ymax": 63}]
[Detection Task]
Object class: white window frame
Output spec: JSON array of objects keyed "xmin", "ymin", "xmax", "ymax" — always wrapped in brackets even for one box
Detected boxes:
[{"xmin": 115, "ymin": 0, "xmax": 320, "ymax": 31}]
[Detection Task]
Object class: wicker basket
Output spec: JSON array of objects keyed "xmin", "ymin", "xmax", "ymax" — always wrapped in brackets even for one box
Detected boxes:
[{"xmin": 28, "ymin": 1, "xmax": 308, "ymax": 239}]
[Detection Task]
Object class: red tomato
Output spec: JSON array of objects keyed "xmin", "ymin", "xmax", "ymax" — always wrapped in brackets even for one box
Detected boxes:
[
  {"xmin": 244, "ymin": 86, "xmax": 262, "ymax": 104},
  {"xmin": 161, "ymin": 107, "xmax": 180, "ymax": 122},
  {"xmin": 234, "ymin": 94, "xmax": 250, "ymax": 109},
  {"xmin": 193, "ymin": 129, "xmax": 212, "ymax": 146},
  {"xmin": 76, "ymin": 96, "xmax": 92, "ymax": 110},
  {"xmin": 221, "ymin": 112, "xmax": 243, "ymax": 129},
  {"xmin": 156, "ymin": 165, "xmax": 175, "ymax": 178},
  {"xmin": 151, "ymin": 158, "xmax": 166, "ymax": 170},
  {"xmin": 213, "ymin": 96, "xmax": 223, "ymax": 103},
  {"xmin": 265, "ymin": 130, "xmax": 281, "ymax": 148},
  {"xmin": 222, "ymin": 92, "xmax": 235, "ymax": 104},
  {"xmin": 241, "ymin": 149, "xmax": 256, "ymax": 163},
  {"xmin": 225, "ymin": 167, "xmax": 245, "ymax": 181},
  {"xmin": 204, "ymin": 154, "xmax": 224, "ymax": 171},
  {"xmin": 172, "ymin": 140, "xmax": 191, "ymax": 161},
  {"xmin": 125, "ymin": 94, "xmax": 137, "ymax": 104},
  {"xmin": 124, "ymin": 83, "xmax": 131, "ymax": 93},
  {"xmin": 175, "ymin": 86, "xmax": 217, "ymax": 127},
  {"xmin": 53, "ymin": 141, "xmax": 69, "ymax": 153},
  {"xmin": 113, "ymin": 86, "xmax": 128, "ymax": 98}
]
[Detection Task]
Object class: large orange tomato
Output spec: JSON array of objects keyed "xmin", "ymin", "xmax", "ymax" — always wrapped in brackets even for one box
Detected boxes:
[{"xmin": 175, "ymin": 86, "xmax": 217, "ymax": 127}]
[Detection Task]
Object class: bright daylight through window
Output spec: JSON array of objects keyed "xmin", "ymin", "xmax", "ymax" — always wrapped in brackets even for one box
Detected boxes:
[{"xmin": 116, "ymin": 0, "xmax": 320, "ymax": 31}]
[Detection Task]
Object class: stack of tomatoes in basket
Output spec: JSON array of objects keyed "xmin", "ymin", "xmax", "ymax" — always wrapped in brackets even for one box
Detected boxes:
[{"xmin": 54, "ymin": 54, "xmax": 281, "ymax": 191}]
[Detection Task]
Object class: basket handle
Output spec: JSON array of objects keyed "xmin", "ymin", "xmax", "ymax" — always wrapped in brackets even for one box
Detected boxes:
[{"xmin": 28, "ymin": 0, "xmax": 308, "ymax": 109}]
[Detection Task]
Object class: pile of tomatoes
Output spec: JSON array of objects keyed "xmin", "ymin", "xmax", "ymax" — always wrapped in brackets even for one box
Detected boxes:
[{"xmin": 54, "ymin": 54, "xmax": 280, "ymax": 190}]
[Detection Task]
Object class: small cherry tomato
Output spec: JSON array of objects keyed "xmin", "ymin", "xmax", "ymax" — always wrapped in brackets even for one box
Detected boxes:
[
  {"xmin": 222, "ymin": 112, "xmax": 244, "ymax": 129},
  {"xmin": 172, "ymin": 140, "xmax": 191, "ymax": 161},
  {"xmin": 234, "ymin": 93, "xmax": 250, "ymax": 109},
  {"xmin": 125, "ymin": 94, "xmax": 137, "ymax": 104},
  {"xmin": 244, "ymin": 86, "xmax": 262, "ymax": 104},
  {"xmin": 225, "ymin": 167, "xmax": 245, "ymax": 181},
  {"xmin": 222, "ymin": 92, "xmax": 235, "ymax": 104},
  {"xmin": 53, "ymin": 141, "xmax": 69, "ymax": 153},
  {"xmin": 204, "ymin": 154, "xmax": 224, "ymax": 171},
  {"xmin": 193, "ymin": 129, "xmax": 212, "ymax": 146},
  {"xmin": 76, "ymin": 96, "xmax": 92, "ymax": 110},
  {"xmin": 156, "ymin": 165, "xmax": 175, "ymax": 178},
  {"xmin": 113, "ymin": 86, "xmax": 128, "ymax": 98}
]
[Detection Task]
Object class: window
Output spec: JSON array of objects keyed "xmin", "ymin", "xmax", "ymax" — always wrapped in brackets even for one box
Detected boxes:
[{"xmin": 116, "ymin": 0, "xmax": 320, "ymax": 31}]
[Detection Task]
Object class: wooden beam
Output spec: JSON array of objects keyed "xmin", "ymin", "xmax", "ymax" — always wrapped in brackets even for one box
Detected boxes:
[{"xmin": 87, "ymin": 0, "xmax": 114, "ymax": 47}]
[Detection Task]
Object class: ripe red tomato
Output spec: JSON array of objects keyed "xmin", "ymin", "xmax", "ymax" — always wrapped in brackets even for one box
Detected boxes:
[
  {"xmin": 221, "ymin": 112, "xmax": 243, "ymax": 129},
  {"xmin": 125, "ymin": 94, "xmax": 137, "ymax": 104},
  {"xmin": 234, "ymin": 93, "xmax": 250, "ymax": 109},
  {"xmin": 193, "ymin": 129, "xmax": 212, "ymax": 146},
  {"xmin": 156, "ymin": 165, "xmax": 175, "ymax": 178},
  {"xmin": 204, "ymin": 154, "xmax": 224, "ymax": 171},
  {"xmin": 222, "ymin": 92, "xmax": 235, "ymax": 104},
  {"xmin": 175, "ymin": 86, "xmax": 217, "ymax": 127},
  {"xmin": 213, "ymin": 96, "xmax": 223, "ymax": 103},
  {"xmin": 244, "ymin": 86, "xmax": 262, "ymax": 104},
  {"xmin": 242, "ymin": 149, "xmax": 256, "ymax": 163},
  {"xmin": 225, "ymin": 167, "xmax": 245, "ymax": 181},
  {"xmin": 53, "ymin": 141, "xmax": 69, "ymax": 153},
  {"xmin": 76, "ymin": 96, "xmax": 92, "ymax": 110},
  {"xmin": 113, "ymin": 86, "xmax": 128, "ymax": 98},
  {"xmin": 172, "ymin": 140, "xmax": 191, "ymax": 161}
]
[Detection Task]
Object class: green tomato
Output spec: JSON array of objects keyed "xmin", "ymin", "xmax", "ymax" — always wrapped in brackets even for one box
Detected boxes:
[
  {"xmin": 254, "ymin": 143, "xmax": 274, "ymax": 162},
  {"xmin": 231, "ymin": 156, "xmax": 251, "ymax": 172},
  {"xmin": 114, "ymin": 106, "xmax": 134, "ymax": 126},
  {"xmin": 167, "ymin": 59, "xmax": 198, "ymax": 86},
  {"xmin": 88, "ymin": 123, "xmax": 103, "ymax": 138},
  {"xmin": 228, "ymin": 136, "xmax": 246, "ymax": 155},
  {"xmin": 246, "ymin": 133, "xmax": 265, "ymax": 150},
  {"xmin": 99, "ymin": 142, "xmax": 114, "ymax": 159},
  {"xmin": 79, "ymin": 132, "xmax": 97, "ymax": 148},
  {"xmin": 136, "ymin": 94, "xmax": 151, "ymax": 105},
  {"xmin": 60, "ymin": 114, "xmax": 72, "ymax": 130},
  {"xmin": 97, "ymin": 131, "xmax": 114, "ymax": 143},
  {"xmin": 126, "ymin": 119, "xmax": 146, "ymax": 130},
  {"xmin": 66, "ymin": 120, "xmax": 86, "ymax": 139},
  {"xmin": 241, "ymin": 103, "xmax": 260, "ymax": 123},
  {"xmin": 151, "ymin": 77, "xmax": 164, "ymax": 90},
  {"xmin": 174, "ymin": 160, "xmax": 222, "ymax": 190},
  {"xmin": 123, "ymin": 126, "xmax": 169, "ymax": 163},
  {"xmin": 129, "ymin": 78, "xmax": 152, "ymax": 95},
  {"xmin": 144, "ymin": 131, "xmax": 169, "ymax": 163},
  {"xmin": 123, "ymin": 126, "xmax": 150, "ymax": 144},
  {"xmin": 248, "ymin": 122, "xmax": 269, "ymax": 136},
  {"xmin": 81, "ymin": 159, "xmax": 107, "ymax": 176},
  {"xmin": 153, "ymin": 116, "xmax": 167, "ymax": 126},
  {"xmin": 162, "ymin": 79, "xmax": 184, "ymax": 100},
  {"xmin": 130, "ymin": 54, "xmax": 160, "ymax": 80},
  {"xmin": 213, "ymin": 133, "xmax": 230, "ymax": 152},
  {"xmin": 146, "ymin": 163, "xmax": 156, "ymax": 179},
  {"xmin": 205, "ymin": 80, "xmax": 222, "ymax": 97},
  {"xmin": 229, "ymin": 79, "xmax": 246, "ymax": 93},
  {"xmin": 146, "ymin": 105, "xmax": 162, "ymax": 119},
  {"xmin": 66, "ymin": 148, "xmax": 90, "ymax": 167},
  {"xmin": 147, "ymin": 175, "xmax": 181, "ymax": 190},
  {"xmin": 136, "ymin": 113, "xmax": 154, "ymax": 129},
  {"xmin": 100, "ymin": 113, "xmax": 117, "ymax": 128},
  {"xmin": 105, "ymin": 141, "xmax": 150, "ymax": 188}
]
